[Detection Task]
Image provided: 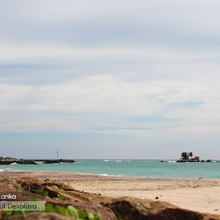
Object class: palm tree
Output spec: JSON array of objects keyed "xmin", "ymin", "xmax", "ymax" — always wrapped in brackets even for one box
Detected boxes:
[
  {"xmin": 181, "ymin": 152, "xmax": 188, "ymax": 160},
  {"xmin": 189, "ymin": 152, "xmax": 193, "ymax": 158}
]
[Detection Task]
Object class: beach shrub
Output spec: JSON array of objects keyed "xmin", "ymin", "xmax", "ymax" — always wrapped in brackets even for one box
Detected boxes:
[
  {"xmin": 35, "ymin": 189, "xmax": 48, "ymax": 197},
  {"xmin": 57, "ymin": 193, "xmax": 65, "ymax": 200},
  {"xmin": 44, "ymin": 180, "xmax": 53, "ymax": 185},
  {"xmin": 13, "ymin": 183, "xmax": 19, "ymax": 190},
  {"xmin": 3, "ymin": 203, "xmax": 103, "ymax": 220},
  {"xmin": 59, "ymin": 183, "xmax": 64, "ymax": 190},
  {"xmin": 46, "ymin": 204, "xmax": 102, "ymax": 220},
  {"xmin": 43, "ymin": 179, "xmax": 64, "ymax": 190}
]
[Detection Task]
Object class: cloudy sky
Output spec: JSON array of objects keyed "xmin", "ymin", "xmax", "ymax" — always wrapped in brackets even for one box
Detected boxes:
[{"xmin": 1, "ymin": 0, "xmax": 220, "ymax": 159}]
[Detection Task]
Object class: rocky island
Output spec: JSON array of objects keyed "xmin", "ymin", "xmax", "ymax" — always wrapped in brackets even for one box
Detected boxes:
[{"xmin": 176, "ymin": 152, "xmax": 200, "ymax": 162}]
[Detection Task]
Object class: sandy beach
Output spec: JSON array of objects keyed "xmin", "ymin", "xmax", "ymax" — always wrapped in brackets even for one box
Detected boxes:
[{"xmin": 2, "ymin": 171, "xmax": 220, "ymax": 216}]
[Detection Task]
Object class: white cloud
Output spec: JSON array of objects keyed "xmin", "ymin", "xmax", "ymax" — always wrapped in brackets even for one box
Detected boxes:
[
  {"xmin": 1, "ymin": 73, "xmax": 220, "ymax": 140},
  {"xmin": 1, "ymin": 0, "xmax": 220, "ymax": 158},
  {"xmin": 0, "ymin": 41, "xmax": 192, "ymax": 62}
]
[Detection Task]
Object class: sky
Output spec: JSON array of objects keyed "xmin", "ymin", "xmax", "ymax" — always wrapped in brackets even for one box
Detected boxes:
[{"xmin": 0, "ymin": 0, "xmax": 220, "ymax": 159}]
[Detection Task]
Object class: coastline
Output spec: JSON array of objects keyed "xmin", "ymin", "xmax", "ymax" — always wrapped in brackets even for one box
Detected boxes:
[
  {"xmin": 1, "ymin": 159, "xmax": 220, "ymax": 179},
  {"xmin": 1, "ymin": 171, "xmax": 220, "ymax": 215}
]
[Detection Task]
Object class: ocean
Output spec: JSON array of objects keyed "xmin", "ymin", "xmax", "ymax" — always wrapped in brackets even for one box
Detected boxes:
[{"xmin": 1, "ymin": 159, "xmax": 220, "ymax": 179}]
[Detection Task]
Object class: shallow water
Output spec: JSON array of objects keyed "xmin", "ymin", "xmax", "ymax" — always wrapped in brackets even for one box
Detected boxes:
[{"xmin": 1, "ymin": 159, "xmax": 220, "ymax": 179}]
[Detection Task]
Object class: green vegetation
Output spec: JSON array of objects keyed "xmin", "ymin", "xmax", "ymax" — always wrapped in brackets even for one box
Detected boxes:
[
  {"xmin": 59, "ymin": 183, "xmax": 64, "ymax": 190},
  {"xmin": 13, "ymin": 183, "xmax": 20, "ymax": 190},
  {"xmin": 2, "ymin": 178, "xmax": 103, "ymax": 219},
  {"xmin": 3, "ymin": 188, "xmax": 102, "ymax": 219},
  {"xmin": 44, "ymin": 179, "xmax": 64, "ymax": 190},
  {"xmin": 3, "ymin": 204, "xmax": 103, "ymax": 220},
  {"xmin": 57, "ymin": 193, "xmax": 65, "ymax": 200},
  {"xmin": 46, "ymin": 204, "xmax": 102, "ymax": 219},
  {"xmin": 35, "ymin": 189, "xmax": 49, "ymax": 197}
]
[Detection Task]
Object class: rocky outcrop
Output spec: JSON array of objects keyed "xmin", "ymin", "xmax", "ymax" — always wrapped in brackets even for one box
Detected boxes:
[
  {"xmin": 0, "ymin": 158, "xmax": 75, "ymax": 165},
  {"xmin": 0, "ymin": 160, "xmax": 37, "ymax": 165},
  {"xmin": 0, "ymin": 176, "xmax": 219, "ymax": 220},
  {"xmin": 104, "ymin": 197, "xmax": 218, "ymax": 220}
]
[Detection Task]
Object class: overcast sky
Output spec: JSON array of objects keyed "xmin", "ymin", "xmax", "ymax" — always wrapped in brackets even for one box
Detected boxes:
[{"xmin": 1, "ymin": 0, "xmax": 220, "ymax": 159}]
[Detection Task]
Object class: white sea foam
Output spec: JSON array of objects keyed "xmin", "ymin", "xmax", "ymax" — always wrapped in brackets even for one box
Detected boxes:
[
  {"xmin": 99, "ymin": 173, "xmax": 109, "ymax": 176},
  {"xmin": 99, "ymin": 173, "xmax": 123, "ymax": 177},
  {"xmin": 0, "ymin": 168, "xmax": 16, "ymax": 172}
]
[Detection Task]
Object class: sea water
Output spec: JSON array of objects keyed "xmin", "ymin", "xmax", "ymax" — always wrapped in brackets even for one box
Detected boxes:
[{"xmin": 0, "ymin": 160, "xmax": 220, "ymax": 179}]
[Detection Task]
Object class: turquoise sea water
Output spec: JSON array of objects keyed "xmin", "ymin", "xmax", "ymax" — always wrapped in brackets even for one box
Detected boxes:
[{"xmin": 1, "ymin": 159, "xmax": 220, "ymax": 179}]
